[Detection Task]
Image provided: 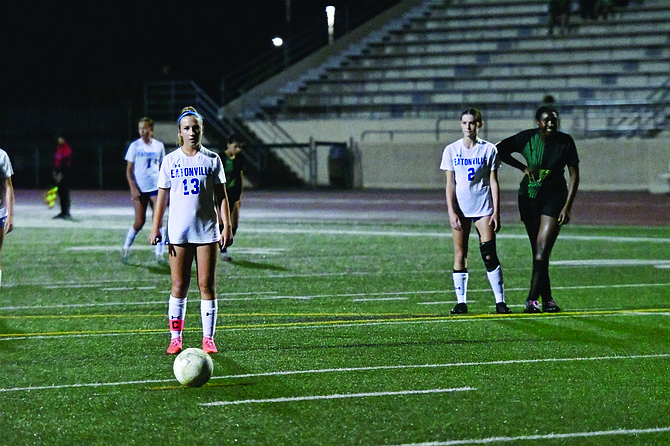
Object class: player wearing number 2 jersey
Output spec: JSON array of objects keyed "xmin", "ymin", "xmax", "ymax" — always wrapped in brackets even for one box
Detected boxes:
[
  {"xmin": 122, "ymin": 117, "xmax": 166, "ymax": 263},
  {"xmin": 440, "ymin": 108, "xmax": 511, "ymax": 315},
  {"xmin": 150, "ymin": 106, "xmax": 233, "ymax": 355}
]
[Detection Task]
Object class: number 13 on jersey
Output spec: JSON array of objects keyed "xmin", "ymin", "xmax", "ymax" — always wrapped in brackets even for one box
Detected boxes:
[{"xmin": 182, "ymin": 178, "xmax": 200, "ymax": 195}]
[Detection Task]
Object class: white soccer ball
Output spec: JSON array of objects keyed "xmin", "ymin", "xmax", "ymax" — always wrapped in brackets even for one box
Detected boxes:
[{"xmin": 173, "ymin": 348, "xmax": 214, "ymax": 387}]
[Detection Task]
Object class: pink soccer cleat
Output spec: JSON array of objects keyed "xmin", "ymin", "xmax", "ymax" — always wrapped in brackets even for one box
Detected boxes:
[
  {"xmin": 167, "ymin": 337, "xmax": 183, "ymax": 355},
  {"xmin": 202, "ymin": 337, "xmax": 218, "ymax": 354}
]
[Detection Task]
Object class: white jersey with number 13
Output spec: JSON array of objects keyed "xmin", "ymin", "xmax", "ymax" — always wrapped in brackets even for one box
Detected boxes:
[{"xmin": 158, "ymin": 147, "xmax": 226, "ymax": 244}]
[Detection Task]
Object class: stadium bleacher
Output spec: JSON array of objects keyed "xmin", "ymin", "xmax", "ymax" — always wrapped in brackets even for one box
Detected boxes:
[
  {"xmin": 219, "ymin": 0, "xmax": 669, "ymax": 190},
  {"xmin": 264, "ymin": 0, "xmax": 668, "ymax": 124}
]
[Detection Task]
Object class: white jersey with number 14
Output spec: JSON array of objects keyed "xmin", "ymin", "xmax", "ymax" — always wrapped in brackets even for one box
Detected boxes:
[{"xmin": 125, "ymin": 138, "xmax": 165, "ymax": 193}]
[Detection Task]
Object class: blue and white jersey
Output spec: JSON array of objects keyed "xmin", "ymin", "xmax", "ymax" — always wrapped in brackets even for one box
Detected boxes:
[
  {"xmin": 125, "ymin": 138, "xmax": 165, "ymax": 193},
  {"xmin": 440, "ymin": 138, "xmax": 500, "ymax": 218},
  {"xmin": 0, "ymin": 149, "xmax": 13, "ymax": 219},
  {"xmin": 158, "ymin": 147, "xmax": 226, "ymax": 244}
]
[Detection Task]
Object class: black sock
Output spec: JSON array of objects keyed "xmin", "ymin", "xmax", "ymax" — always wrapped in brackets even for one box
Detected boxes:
[
  {"xmin": 540, "ymin": 274, "xmax": 552, "ymax": 303},
  {"xmin": 528, "ymin": 259, "xmax": 548, "ymax": 302}
]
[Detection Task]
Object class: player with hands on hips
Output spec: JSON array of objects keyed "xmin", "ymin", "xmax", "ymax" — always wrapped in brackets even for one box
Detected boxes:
[
  {"xmin": 440, "ymin": 108, "xmax": 511, "ymax": 315},
  {"xmin": 149, "ymin": 106, "xmax": 233, "ymax": 355},
  {"xmin": 496, "ymin": 105, "xmax": 579, "ymax": 314}
]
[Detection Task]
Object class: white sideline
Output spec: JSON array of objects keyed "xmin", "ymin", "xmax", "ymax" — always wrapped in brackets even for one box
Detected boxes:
[
  {"xmin": 239, "ymin": 227, "xmax": 670, "ymax": 243},
  {"xmin": 201, "ymin": 387, "xmax": 476, "ymax": 407},
  {"xmin": 1, "ymin": 353, "xmax": 667, "ymax": 393},
  {"xmin": 389, "ymin": 427, "xmax": 670, "ymax": 445},
  {"xmin": 206, "ymin": 353, "xmax": 670, "ymax": 381},
  {"xmin": 14, "ymin": 207, "xmax": 670, "ymax": 242}
]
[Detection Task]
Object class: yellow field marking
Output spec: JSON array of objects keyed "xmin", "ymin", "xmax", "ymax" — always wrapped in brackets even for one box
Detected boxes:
[
  {"xmin": 1, "ymin": 308, "xmax": 667, "ymax": 338},
  {"xmin": 6, "ymin": 307, "xmax": 668, "ymax": 321}
]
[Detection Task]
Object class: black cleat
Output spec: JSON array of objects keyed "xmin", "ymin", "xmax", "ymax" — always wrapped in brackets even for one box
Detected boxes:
[
  {"xmin": 524, "ymin": 300, "xmax": 542, "ymax": 314},
  {"xmin": 496, "ymin": 302, "xmax": 513, "ymax": 314},
  {"xmin": 542, "ymin": 298, "xmax": 561, "ymax": 313},
  {"xmin": 451, "ymin": 303, "xmax": 468, "ymax": 315}
]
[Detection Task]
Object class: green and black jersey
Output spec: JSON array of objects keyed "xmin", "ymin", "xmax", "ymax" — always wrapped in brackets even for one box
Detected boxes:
[
  {"xmin": 497, "ymin": 129, "xmax": 579, "ymax": 200},
  {"xmin": 223, "ymin": 152, "xmax": 245, "ymax": 203}
]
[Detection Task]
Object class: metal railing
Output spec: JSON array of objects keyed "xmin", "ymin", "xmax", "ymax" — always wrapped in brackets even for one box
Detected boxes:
[
  {"xmin": 144, "ymin": 80, "xmax": 241, "ymax": 137},
  {"xmin": 248, "ymin": 140, "xmax": 350, "ymax": 187},
  {"xmin": 144, "ymin": 80, "xmax": 266, "ymax": 169},
  {"xmin": 359, "ymin": 94, "xmax": 670, "ymax": 142}
]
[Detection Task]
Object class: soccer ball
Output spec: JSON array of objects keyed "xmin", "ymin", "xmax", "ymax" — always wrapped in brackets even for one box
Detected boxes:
[{"xmin": 173, "ymin": 348, "xmax": 214, "ymax": 387}]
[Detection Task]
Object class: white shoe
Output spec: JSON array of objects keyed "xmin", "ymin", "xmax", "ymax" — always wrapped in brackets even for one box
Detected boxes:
[
  {"xmin": 220, "ymin": 249, "xmax": 232, "ymax": 262},
  {"xmin": 121, "ymin": 248, "xmax": 130, "ymax": 263}
]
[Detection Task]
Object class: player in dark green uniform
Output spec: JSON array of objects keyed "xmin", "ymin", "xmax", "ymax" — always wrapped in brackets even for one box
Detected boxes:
[
  {"xmin": 497, "ymin": 105, "xmax": 580, "ymax": 313},
  {"xmin": 220, "ymin": 134, "xmax": 245, "ymax": 261}
]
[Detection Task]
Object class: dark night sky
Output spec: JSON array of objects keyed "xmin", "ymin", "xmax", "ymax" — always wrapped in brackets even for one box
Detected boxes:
[{"xmin": 0, "ymin": 0, "xmax": 398, "ymax": 110}]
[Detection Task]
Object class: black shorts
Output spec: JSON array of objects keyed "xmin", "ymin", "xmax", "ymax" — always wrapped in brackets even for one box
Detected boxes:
[
  {"xmin": 227, "ymin": 188, "xmax": 241, "ymax": 207},
  {"xmin": 518, "ymin": 192, "xmax": 567, "ymax": 221}
]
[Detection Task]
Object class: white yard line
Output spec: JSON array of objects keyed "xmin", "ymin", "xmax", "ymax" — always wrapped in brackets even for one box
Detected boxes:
[
  {"xmin": 201, "ymin": 387, "xmax": 476, "ymax": 407},
  {"xmin": 66, "ymin": 246, "xmax": 286, "ymax": 255},
  {"xmin": 551, "ymin": 259, "xmax": 670, "ymax": 267},
  {"xmin": 353, "ymin": 297, "xmax": 409, "ymax": 302},
  {"xmin": 1, "ymin": 353, "xmax": 666, "ymax": 393},
  {"xmin": 205, "ymin": 353, "xmax": 670, "ymax": 381},
  {"xmin": 388, "ymin": 427, "xmax": 670, "ymax": 445},
  {"xmin": 239, "ymin": 227, "xmax": 669, "ymax": 243}
]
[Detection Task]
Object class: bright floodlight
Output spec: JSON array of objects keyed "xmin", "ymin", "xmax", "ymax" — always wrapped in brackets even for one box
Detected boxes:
[
  {"xmin": 326, "ymin": 6, "xmax": 335, "ymax": 26},
  {"xmin": 326, "ymin": 6, "xmax": 335, "ymax": 44},
  {"xmin": 272, "ymin": 37, "xmax": 284, "ymax": 47}
]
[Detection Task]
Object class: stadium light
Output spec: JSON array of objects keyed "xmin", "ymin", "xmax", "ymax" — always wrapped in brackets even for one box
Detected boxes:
[
  {"xmin": 272, "ymin": 37, "xmax": 284, "ymax": 47},
  {"xmin": 326, "ymin": 6, "xmax": 335, "ymax": 45}
]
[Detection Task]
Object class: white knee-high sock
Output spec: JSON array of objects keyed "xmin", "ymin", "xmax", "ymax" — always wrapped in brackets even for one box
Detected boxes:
[
  {"xmin": 123, "ymin": 227, "xmax": 139, "ymax": 250},
  {"xmin": 486, "ymin": 265, "xmax": 505, "ymax": 303},
  {"xmin": 453, "ymin": 271, "xmax": 469, "ymax": 304},
  {"xmin": 168, "ymin": 296, "xmax": 186, "ymax": 339},
  {"xmin": 201, "ymin": 299, "xmax": 218, "ymax": 339}
]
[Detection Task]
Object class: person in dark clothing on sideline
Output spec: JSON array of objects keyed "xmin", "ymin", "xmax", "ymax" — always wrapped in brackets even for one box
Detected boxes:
[{"xmin": 53, "ymin": 135, "xmax": 72, "ymax": 219}]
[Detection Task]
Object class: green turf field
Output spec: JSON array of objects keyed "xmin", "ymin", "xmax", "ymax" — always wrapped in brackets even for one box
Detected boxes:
[{"xmin": 1, "ymin": 211, "xmax": 668, "ymax": 445}]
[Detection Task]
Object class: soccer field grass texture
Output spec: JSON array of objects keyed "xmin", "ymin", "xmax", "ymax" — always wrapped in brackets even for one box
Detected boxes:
[{"xmin": 0, "ymin": 220, "xmax": 668, "ymax": 445}]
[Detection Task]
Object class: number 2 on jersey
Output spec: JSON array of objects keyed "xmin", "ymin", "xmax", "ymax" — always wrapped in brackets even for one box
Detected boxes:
[
  {"xmin": 467, "ymin": 168, "xmax": 475, "ymax": 181},
  {"xmin": 182, "ymin": 178, "xmax": 200, "ymax": 195}
]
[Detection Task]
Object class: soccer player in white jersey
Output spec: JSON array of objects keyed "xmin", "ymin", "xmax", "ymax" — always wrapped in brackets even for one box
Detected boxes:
[
  {"xmin": 440, "ymin": 108, "xmax": 511, "ymax": 315},
  {"xmin": 122, "ymin": 117, "xmax": 166, "ymax": 263},
  {"xmin": 0, "ymin": 148, "xmax": 15, "ymax": 286},
  {"xmin": 149, "ymin": 107, "xmax": 233, "ymax": 355}
]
